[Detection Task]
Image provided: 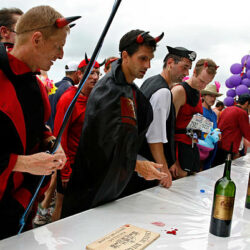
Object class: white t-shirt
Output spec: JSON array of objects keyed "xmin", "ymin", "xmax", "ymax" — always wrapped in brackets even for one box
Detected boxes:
[{"xmin": 146, "ymin": 88, "xmax": 171, "ymax": 143}]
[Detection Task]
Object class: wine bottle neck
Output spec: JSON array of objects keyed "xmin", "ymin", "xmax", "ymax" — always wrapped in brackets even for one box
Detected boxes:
[{"xmin": 223, "ymin": 154, "xmax": 232, "ymax": 179}]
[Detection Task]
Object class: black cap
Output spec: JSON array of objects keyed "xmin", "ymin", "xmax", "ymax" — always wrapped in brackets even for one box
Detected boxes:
[
  {"xmin": 164, "ymin": 46, "xmax": 197, "ymax": 62},
  {"xmin": 238, "ymin": 93, "xmax": 250, "ymax": 103}
]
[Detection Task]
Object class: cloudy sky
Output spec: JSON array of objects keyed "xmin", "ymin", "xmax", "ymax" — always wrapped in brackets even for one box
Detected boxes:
[{"xmin": 2, "ymin": 0, "xmax": 250, "ymax": 100}]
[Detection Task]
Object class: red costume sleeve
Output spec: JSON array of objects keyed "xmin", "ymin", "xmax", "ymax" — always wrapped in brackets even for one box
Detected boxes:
[
  {"xmin": 239, "ymin": 112, "xmax": 250, "ymax": 141},
  {"xmin": 54, "ymin": 94, "xmax": 73, "ymax": 182}
]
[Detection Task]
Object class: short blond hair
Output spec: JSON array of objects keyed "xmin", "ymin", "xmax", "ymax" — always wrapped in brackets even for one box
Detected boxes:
[
  {"xmin": 194, "ymin": 58, "xmax": 218, "ymax": 76},
  {"xmin": 15, "ymin": 5, "xmax": 69, "ymax": 44}
]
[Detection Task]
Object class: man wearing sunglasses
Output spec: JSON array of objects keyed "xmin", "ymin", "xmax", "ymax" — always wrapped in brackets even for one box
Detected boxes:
[{"xmin": 0, "ymin": 7, "xmax": 23, "ymax": 49}]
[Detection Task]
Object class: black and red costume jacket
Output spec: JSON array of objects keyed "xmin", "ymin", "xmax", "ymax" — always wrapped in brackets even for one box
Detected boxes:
[{"xmin": 0, "ymin": 43, "xmax": 52, "ymax": 238}]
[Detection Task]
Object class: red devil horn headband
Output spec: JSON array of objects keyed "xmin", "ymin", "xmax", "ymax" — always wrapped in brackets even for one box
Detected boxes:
[
  {"xmin": 69, "ymin": 24, "xmax": 76, "ymax": 28},
  {"xmin": 85, "ymin": 53, "xmax": 90, "ymax": 64},
  {"xmin": 99, "ymin": 59, "xmax": 106, "ymax": 67},
  {"xmin": 204, "ymin": 61, "xmax": 219, "ymax": 69},
  {"xmin": 154, "ymin": 32, "xmax": 164, "ymax": 43},
  {"xmin": 136, "ymin": 31, "xmax": 164, "ymax": 44},
  {"xmin": 136, "ymin": 31, "xmax": 150, "ymax": 44},
  {"xmin": 55, "ymin": 16, "xmax": 81, "ymax": 28}
]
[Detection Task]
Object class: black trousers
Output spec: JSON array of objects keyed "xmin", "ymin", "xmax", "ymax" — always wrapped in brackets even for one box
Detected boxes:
[{"xmin": 212, "ymin": 147, "xmax": 233, "ymax": 167}]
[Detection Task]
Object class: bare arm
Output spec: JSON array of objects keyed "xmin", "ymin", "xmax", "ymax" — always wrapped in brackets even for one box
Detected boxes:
[
  {"xmin": 171, "ymin": 85, "xmax": 186, "ymax": 117},
  {"xmin": 149, "ymin": 143, "xmax": 172, "ymax": 188}
]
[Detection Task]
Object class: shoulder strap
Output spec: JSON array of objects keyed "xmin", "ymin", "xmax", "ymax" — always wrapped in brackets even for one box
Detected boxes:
[{"xmin": 0, "ymin": 42, "xmax": 15, "ymax": 81}]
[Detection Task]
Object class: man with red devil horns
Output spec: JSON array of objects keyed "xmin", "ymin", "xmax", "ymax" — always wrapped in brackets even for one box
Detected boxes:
[
  {"xmin": 61, "ymin": 29, "xmax": 167, "ymax": 218},
  {"xmin": 0, "ymin": 5, "xmax": 80, "ymax": 239},
  {"xmin": 51, "ymin": 55, "xmax": 105, "ymax": 221}
]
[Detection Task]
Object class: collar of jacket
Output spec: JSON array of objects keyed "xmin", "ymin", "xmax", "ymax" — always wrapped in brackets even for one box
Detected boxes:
[
  {"xmin": 62, "ymin": 76, "xmax": 75, "ymax": 85},
  {"xmin": 110, "ymin": 58, "xmax": 137, "ymax": 88}
]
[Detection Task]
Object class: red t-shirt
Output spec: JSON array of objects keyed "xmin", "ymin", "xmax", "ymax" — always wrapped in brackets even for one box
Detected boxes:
[
  {"xmin": 54, "ymin": 86, "xmax": 88, "ymax": 181},
  {"xmin": 218, "ymin": 106, "xmax": 250, "ymax": 153}
]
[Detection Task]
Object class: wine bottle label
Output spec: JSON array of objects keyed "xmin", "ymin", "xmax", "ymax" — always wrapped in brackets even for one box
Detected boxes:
[
  {"xmin": 213, "ymin": 194, "xmax": 234, "ymax": 220},
  {"xmin": 248, "ymin": 180, "xmax": 250, "ymax": 196}
]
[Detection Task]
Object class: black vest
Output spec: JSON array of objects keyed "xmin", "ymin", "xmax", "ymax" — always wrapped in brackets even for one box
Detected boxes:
[{"xmin": 139, "ymin": 74, "xmax": 176, "ymax": 167}]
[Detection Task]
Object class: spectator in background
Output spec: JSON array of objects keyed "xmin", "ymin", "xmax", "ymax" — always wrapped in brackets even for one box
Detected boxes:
[
  {"xmin": 213, "ymin": 93, "xmax": 250, "ymax": 166},
  {"xmin": 213, "ymin": 100, "xmax": 224, "ymax": 122},
  {"xmin": 200, "ymin": 83, "xmax": 222, "ymax": 169},
  {"xmin": 47, "ymin": 61, "xmax": 79, "ymax": 131},
  {"xmin": 0, "ymin": 7, "xmax": 23, "ymax": 49},
  {"xmin": 104, "ymin": 56, "xmax": 118, "ymax": 73}
]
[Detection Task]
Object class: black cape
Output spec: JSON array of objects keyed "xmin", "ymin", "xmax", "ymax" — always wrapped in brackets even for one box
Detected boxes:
[{"xmin": 62, "ymin": 59, "xmax": 153, "ymax": 218}]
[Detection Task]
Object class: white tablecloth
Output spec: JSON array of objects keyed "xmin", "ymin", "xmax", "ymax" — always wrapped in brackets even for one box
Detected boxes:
[{"xmin": 1, "ymin": 154, "xmax": 250, "ymax": 250}]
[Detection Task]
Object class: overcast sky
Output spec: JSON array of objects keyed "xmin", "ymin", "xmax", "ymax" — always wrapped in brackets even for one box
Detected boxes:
[{"xmin": 2, "ymin": 0, "xmax": 250, "ymax": 100}]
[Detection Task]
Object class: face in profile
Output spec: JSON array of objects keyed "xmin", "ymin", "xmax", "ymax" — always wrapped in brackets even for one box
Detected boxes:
[
  {"xmin": 170, "ymin": 57, "xmax": 192, "ymax": 83},
  {"xmin": 79, "ymin": 67, "xmax": 100, "ymax": 96},
  {"xmin": 37, "ymin": 28, "xmax": 68, "ymax": 71}
]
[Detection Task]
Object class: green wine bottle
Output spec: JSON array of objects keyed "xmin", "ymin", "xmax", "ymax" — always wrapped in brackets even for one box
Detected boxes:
[
  {"xmin": 209, "ymin": 151, "xmax": 236, "ymax": 237},
  {"xmin": 245, "ymin": 173, "xmax": 250, "ymax": 209}
]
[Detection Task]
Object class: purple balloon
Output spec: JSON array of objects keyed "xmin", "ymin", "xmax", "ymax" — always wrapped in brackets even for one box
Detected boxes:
[
  {"xmin": 247, "ymin": 70, "xmax": 250, "ymax": 79},
  {"xmin": 226, "ymin": 89, "xmax": 236, "ymax": 98},
  {"xmin": 241, "ymin": 78, "xmax": 250, "ymax": 87},
  {"xmin": 230, "ymin": 63, "xmax": 242, "ymax": 74},
  {"xmin": 235, "ymin": 85, "xmax": 249, "ymax": 96},
  {"xmin": 225, "ymin": 78, "xmax": 234, "ymax": 88},
  {"xmin": 229, "ymin": 74, "xmax": 241, "ymax": 87},
  {"xmin": 224, "ymin": 97, "xmax": 234, "ymax": 107},
  {"xmin": 246, "ymin": 58, "xmax": 250, "ymax": 68},
  {"xmin": 241, "ymin": 55, "xmax": 249, "ymax": 66}
]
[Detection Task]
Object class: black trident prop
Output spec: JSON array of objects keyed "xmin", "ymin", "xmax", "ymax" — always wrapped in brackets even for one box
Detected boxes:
[{"xmin": 18, "ymin": 0, "xmax": 122, "ymax": 234}]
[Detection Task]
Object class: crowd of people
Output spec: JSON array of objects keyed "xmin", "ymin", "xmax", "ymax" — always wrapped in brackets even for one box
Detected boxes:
[{"xmin": 0, "ymin": 5, "xmax": 250, "ymax": 240}]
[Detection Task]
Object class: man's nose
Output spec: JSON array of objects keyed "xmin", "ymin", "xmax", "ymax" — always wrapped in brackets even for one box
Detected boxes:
[
  {"xmin": 58, "ymin": 48, "xmax": 64, "ymax": 59},
  {"xmin": 145, "ymin": 59, "xmax": 151, "ymax": 69},
  {"xmin": 184, "ymin": 68, "xmax": 189, "ymax": 76}
]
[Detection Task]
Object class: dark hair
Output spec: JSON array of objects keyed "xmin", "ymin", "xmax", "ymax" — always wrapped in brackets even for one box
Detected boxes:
[
  {"xmin": 238, "ymin": 94, "xmax": 250, "ymax": 105},
  {"xmin": 119, "ymin": 29, "xmax": 156, "ymax": 56},
  {"xmin": 163, "ymin": 54, "xmax": 182, "ymax": 68},
  {"xmin": 215, "ymin": 101, "xmax": 224, "ymax": 108},
  {"xmin": 0, "ymin": 7, "xmax": 23, "ymax": 40}
]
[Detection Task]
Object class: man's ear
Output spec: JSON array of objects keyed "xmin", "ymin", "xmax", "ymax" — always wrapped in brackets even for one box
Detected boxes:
[
  {"xmin": 167, "ymin": 57, "xmax": 175, "ymax": 68},
  {"xmin": 31, "ymin": 31, "xmax": 43, "ymax": 47},
  {"xmin": 121, "ymin": 50, "xmax": 129, "ymax": 63},
  {"xmin": 0, "ymin": 26, "xmax": 9, "ymax": 39}
]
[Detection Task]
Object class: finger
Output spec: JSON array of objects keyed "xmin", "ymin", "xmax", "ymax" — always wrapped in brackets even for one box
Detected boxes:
[
  {"xmin": 152, "ymin": 163, "xmax": 163, "ymax": 169},
  {"xmin": 155, "ymin": 171, "xmax": 168, "ymax": 180},
  {"xmin": 174, "ymin": 169, "xmax": 179, "ymax": 177},
  {"xmin": 52, "ymin": 153, "xmax": 65, "ymax": 161},
  {"xmin": 161, "ymin": 177, "xmax": 170, "ymax": 187},
  {"xmin": 171, "ymin": 170, "xmax": 177, "ymax": 178}
]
